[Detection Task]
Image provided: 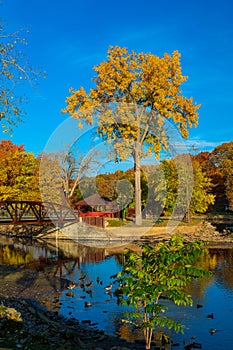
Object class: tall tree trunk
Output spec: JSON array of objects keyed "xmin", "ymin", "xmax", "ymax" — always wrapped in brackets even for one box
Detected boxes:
[{"xmin": 134, "ymin": 143, "xmax": 142, "ymax": 226}]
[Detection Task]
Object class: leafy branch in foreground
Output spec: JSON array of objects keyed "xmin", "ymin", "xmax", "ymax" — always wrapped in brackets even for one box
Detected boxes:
[
  {"xmin": 114, "ymin": 235, "xmax": 212, "ymax": 349},
  {"xmin": 0, "ymin": 20, "xmax": 45, "ymax": 133}
]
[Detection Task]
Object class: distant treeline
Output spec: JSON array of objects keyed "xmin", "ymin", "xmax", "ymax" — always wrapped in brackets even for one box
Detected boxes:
[{"xmin": 0, "ymin": 139, "xmax": 232, "ymax": 215}]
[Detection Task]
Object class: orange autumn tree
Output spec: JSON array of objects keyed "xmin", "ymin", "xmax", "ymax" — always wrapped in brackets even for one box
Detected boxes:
[
  {"xmin": 62, "ymin": 46, "xmax": 200, "ymax": 225},
  {"xmin": 0, "ymin": 140, "xmax": 40, "ymax": 200},
  {"xmin": 210, "ymin": 141, "xmax": 233, "ymax": 210}
]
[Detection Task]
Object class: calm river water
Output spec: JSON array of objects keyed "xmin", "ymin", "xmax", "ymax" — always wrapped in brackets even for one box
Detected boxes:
[{"xmin": 1, "ymin": 235, "xmax": 233, "ymax": 349}]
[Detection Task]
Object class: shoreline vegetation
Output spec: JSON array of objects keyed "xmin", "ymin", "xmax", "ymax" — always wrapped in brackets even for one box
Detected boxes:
[{"xmin": 0, "ymin": 217, "xmax": 233, "ymax": 349}]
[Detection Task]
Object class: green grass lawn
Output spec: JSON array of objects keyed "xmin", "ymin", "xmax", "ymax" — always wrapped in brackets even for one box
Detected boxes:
[{"xmin": 106, "ymin": 216, "xmax": 203, "ymax": 227}]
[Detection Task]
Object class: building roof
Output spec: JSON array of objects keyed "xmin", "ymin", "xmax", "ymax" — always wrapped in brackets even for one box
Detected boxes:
[{"xmin": 75, "ymin": 193, "xmax": 118, "ymax": 208}]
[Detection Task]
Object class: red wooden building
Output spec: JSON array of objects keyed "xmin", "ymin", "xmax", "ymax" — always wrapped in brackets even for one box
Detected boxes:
[{"xmin": 75, "ymin": 194, "xmax": 120, "ymax": 218}]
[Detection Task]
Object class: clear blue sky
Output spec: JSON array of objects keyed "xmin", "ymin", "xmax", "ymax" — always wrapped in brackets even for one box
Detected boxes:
[{"xmin": 1, "ymin": 0, "xmax": 233, "ymax": 156}]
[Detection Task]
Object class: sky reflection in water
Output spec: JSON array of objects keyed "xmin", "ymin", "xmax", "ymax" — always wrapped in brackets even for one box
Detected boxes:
[{"xmin": 1, "ymin": 237, "xmax": 233, "ymax": 348}]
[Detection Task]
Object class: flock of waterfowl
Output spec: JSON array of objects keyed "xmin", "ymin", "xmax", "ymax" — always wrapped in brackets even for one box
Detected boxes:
[
  {"xmin": 65, "ymin": 274, "xmax": 113, "ymax": 309},
  {"xmin": 181, "ymin": 304, "xmax": 222, "ymax": 349},
  {"xmin": 64, "ymin": 279, "xmax": 221, "ymax": 349},
  {"xmin": 196, "ymin": 303, "xmax": 217, "ymax": 333}
]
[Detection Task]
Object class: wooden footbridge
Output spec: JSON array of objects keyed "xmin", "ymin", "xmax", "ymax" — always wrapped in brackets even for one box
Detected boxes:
[
  {"xmin": 0, "ymin": 200, "xmax": 105, "ymax": 227},
  {"xmin": 0, "ymin": 200, "xmax": 78, "ymax": 225}
]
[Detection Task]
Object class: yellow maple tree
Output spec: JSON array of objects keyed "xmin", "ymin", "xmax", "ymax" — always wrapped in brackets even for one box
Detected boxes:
[{"xmin": 62, "ymin": 46, "xmax": 200, "ymax": 225}]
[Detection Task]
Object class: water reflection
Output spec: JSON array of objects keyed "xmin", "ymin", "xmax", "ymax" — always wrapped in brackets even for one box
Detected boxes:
[{"xmin": 1, "ymin": 236, "xmax": 233, "ymax": 348}]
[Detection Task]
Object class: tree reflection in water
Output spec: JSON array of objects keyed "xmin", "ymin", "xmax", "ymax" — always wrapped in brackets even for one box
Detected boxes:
[{"xmin": 1, "ymin": 236, "xmax": 233, "ymax": 349}]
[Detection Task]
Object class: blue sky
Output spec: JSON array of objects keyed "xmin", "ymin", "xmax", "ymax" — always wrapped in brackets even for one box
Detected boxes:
[{"xmin": 1, "ymin": 0, "xmax": 233, "ymax": 157}]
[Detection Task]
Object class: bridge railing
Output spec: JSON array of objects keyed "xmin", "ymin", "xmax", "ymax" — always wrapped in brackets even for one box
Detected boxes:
[
  {"xmin": 0, "ymin": 201, "xmax": 77, "ymax": 225},
  {"xmin": 0, "ymin": 200, "xmax": 106, "ymax": 228}
]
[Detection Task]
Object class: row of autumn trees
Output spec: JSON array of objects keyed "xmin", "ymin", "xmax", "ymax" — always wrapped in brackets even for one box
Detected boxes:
[
  {"xmin": 0, "ymin": 138, "xmax": 232, "ymax": 216},
  {"xmin": 82, "ymin": 141, "xmax": 233, "ymax": 217}
]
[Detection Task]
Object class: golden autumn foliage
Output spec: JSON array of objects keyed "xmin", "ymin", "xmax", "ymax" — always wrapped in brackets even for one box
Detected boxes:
[
  {"xmin": 0, "ymin": 140, "xmax": 40, "ymax": 200},
  {"xmin": 62, "ymin": 46, "xmax": 200, "ymax": 136},
  {"xmin": 62, "ymin": 46, "xmax": 200, "ymax": 224}
]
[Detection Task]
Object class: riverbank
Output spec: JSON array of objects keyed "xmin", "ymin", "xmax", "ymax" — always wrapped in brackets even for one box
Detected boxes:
[{"xmin": 1, "ymin": 217, "xmax": 233, "ymax": 248}]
